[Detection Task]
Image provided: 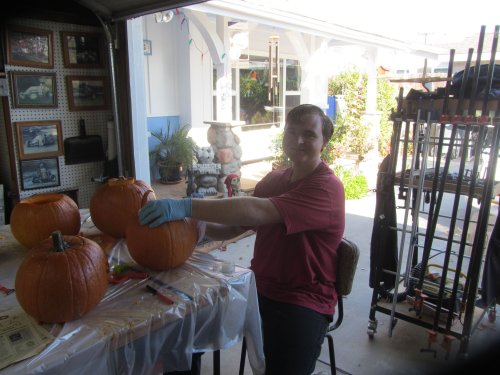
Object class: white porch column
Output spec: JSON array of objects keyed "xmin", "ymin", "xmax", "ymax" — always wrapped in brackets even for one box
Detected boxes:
[
  {"xmin": 295, "ymin": 36, "xmax": 330, "ymax": 110},
  {"xmin": 127, "ymin": 17, "xmax": 151, "ymax": 183},
  {"xmin": 215, "ymin": 16, "xmax": 232, "ymax": 121},
  {"xmin": 362, "ymin": 47, "xmax": 382, "ymax": 158},
  {"xmin": 360, "ymin": 47, "xmax": 382, "ymax": 189},
  {"xmin": 183, "ymin": 10, "xmax": 233, "ymax": 122}
]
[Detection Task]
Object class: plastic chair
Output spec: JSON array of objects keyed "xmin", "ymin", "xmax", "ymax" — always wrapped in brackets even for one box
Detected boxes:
[{"xmin": 238, "ymin": 238, "xmax": 360, "ymax": 375}]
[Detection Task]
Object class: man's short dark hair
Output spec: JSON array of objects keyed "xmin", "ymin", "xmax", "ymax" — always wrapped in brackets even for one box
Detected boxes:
[{"xmin": 286, "ymin": 104, "xmax": 334, "ymax": 142}]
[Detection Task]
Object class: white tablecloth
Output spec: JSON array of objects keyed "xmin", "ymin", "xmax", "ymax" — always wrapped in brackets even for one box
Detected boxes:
[{"xmin": 0, "ymin": 216, "xmax": 264, "ymax": 374}]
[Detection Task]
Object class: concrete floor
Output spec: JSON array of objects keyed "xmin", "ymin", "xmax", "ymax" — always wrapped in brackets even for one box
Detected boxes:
[{"xmin": 153, "ymin": 162, "xmax": 500, "ymax": 375}]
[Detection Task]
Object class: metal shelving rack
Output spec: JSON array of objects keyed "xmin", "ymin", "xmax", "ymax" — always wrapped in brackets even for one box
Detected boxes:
[{"xmin": 367, "ymin": 102, "xmax": 500, "ymax": 358}]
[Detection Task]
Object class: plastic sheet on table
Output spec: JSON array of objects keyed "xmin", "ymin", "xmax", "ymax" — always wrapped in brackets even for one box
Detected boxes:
[{"xmin": 0, "ymin": 224, "xmax": 265, "ymax": 375}]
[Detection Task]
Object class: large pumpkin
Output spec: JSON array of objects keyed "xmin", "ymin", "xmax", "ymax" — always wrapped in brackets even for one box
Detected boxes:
[
  {"xmin": 15, "ymin": 231, "xmax": 109, "ymax": 323},
  {"xmin": 90, "ymin": 177, "xmax": 156, "ymax": 238},
  {"xmin": 125, "ymin": 216, "xmax": 198, "ymax": 270},
  {"xmin": 10, "ymin": 193, "xmax": 80, "ymax": 248}
]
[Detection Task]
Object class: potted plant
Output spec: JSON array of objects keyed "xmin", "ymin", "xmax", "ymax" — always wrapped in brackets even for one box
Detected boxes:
[{"xmin": 149, "ymin": 123, "xmax": 196, "ymax": 184}]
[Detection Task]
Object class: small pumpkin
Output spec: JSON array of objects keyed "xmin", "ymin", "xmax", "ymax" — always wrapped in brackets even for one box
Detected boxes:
[
  {"xmin": 125, "ymin": 216, "xmax": 198, "ymax": 270},
  {"xmin": 90, "ymin": 177, "xmax": 156, "ymax": 238},
  {"xmin": 10, "ymin": 193, "xmax": 80, "ymax": 248},
  {"xmin": 15, "ymin": 231, "xmax": 109, "ymax": 323}
]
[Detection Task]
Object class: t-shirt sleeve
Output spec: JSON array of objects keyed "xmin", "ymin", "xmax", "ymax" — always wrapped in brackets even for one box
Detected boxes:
[{"xmin": 270, "ymin": 174, "xmax": 344, "ymax": 235}]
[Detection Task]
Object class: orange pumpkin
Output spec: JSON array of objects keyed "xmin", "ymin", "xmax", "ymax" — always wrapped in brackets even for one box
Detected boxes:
[
  {"xmin": 15, "ymin": 231, "xmax": 109, "ymax": 323},
  {"xmin": 10, "ymin": 193, "xmax": 80, "ymax": 248},
  {"xmin": 125, "ymin": 216, "xmax": 198, "ymax": 270},
  {"xmin": 90, "ymin": 177, "xmax": 156, "ymax": 238}
]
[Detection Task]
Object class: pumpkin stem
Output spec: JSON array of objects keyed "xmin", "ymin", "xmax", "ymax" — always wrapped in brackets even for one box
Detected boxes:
[{"xmin": 52, "ymin": 231, "xmax": 71, "ymax": 252}]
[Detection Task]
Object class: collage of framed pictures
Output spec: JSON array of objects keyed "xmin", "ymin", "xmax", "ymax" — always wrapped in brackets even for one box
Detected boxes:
[
  {"xmin": 14, "ymin": 120, "xmax": 64, "ymax": 190},
  {"xmin": 5, "ymin": 25, "xmax": 110, "ymax": 112},
  {"xmin": 5, "ymin": 25, "xmax": 111, "ymax": 190},
  {"xmin": 5, "ymin": 23, "xmax": 111, "ymax": 192}
]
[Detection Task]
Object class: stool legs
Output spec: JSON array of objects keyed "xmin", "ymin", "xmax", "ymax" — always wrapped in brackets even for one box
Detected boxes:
[
  {"xmin": 213, "ymin": 350, "xmax": 220, "ymax": 375},
  {"xmin": 239, "ymin": 337, "xmax": 247, "ymax": 375}
]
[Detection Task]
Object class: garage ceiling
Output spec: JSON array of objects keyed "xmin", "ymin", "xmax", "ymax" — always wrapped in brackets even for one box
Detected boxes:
[
  {"xmin": 76, "ymin": 0, "xmax": 205, "ymax": 20},
  {"xmin": 3, "ymin": 0, "xmax": 206, "ymax": 26}
]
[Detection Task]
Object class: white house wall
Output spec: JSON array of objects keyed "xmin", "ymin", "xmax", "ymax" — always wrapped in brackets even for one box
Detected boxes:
[
  {"xmin": 142, "ymin": 12, "xmax": 216, "ymax": 145},
  {"xmin": 137, "ymin": 8, "xmax": 399, "ymax": 166},
  {"xmin": 141, "ymin": 8, "xmax": 381, "ymax": 124},
  {"xmin": 143, "ymin": 14, "xmax": 184, "ymax": 117}
]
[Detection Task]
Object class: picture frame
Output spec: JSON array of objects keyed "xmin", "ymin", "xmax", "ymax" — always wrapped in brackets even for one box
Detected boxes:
[
  {"xmin": 5, "ymin": 25, "xmax": 53, "ymax": 68},
  {"xmin": 143, "ymin": 39, "xmax": 152, "ymax": 55},
  {"xmin": 15, "ymin": 120, "xmax": 64, "ymax": 160},
  {"xmin": 65, "ymin": 75, "xmax": 109, "ymax": 111},
  {"xmin": 10, "ymin": 72, "xmax": 57, "ymax": 108},
  {"xmin": 61, "ymin": 31, "xmax": 105, "ymax": 68},
  {"xmin": 20, "ymin": 157, "xmax": 60, "ymax": 191}
]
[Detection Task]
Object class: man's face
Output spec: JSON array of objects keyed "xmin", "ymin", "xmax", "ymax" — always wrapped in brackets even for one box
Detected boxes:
[{"xmin": 282, "ymin": 113, "xmax": 325, "ymax": 165}]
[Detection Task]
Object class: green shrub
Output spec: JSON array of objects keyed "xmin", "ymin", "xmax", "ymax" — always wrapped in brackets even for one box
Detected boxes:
[
  {"xmin": 333, "ymin": 165, "xmax": 369, "ymax": 200},
  {"xmin": 328, "ymin": 68, "xmax": 397, "ymax": 159}
]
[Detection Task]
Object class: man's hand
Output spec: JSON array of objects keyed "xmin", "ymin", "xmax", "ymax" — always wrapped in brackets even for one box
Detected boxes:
[{"xmin": 139, "ymin": 198, "xmax": 192, "ymax": 228}]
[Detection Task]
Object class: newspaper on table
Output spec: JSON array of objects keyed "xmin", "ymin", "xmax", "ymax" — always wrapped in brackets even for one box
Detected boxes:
[{"xmin": 0, "ymin": 310, "xmax": 54, "ymax": 370}]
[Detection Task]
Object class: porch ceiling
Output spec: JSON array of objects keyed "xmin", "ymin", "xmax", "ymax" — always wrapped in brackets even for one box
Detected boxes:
[
  {"xmin": 76, "ymin": 0, "xmax": 446, "ymax": 59},
  {"xmin": 188, "ymin": 1, "xmax": 446, "ymax": 58}
]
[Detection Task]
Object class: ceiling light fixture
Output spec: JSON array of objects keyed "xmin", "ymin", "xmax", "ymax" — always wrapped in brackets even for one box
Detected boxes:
[
  {"xmin": 229, "ymin": 32, "xmax": 249, "ymax": 60},
  {"xmin": 154, "ymin": 10, "xmax": 174, "ymax": 23}
]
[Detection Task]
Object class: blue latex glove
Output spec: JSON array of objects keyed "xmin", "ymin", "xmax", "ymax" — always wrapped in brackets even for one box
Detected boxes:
[{"xmin": 139, "ymin": 198, "xmax": 192, "ymax": 228}]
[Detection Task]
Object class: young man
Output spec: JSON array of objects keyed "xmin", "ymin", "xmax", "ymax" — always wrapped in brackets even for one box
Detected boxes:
[{"xmin": 141, "ymin": 104, "xmax": 345, "ymax": 375}]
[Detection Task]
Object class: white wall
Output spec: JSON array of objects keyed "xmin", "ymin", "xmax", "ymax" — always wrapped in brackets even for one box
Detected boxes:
[
  {"xmin": 138, "ymin": 9, "xmax": 387, "ymax": 163},
  {"xmin": 142, "ymin": 13, "xmax": 215, "ymax": 147},
  {"xmin": 188, "ymin": 25, "xmax": 214, "ymax": 146},
  {"xmin": 143, "ymin": 14, "xmax": 183, "ymax": 117},
  {"xmin": 138, "ymin": 10, "xmax": 345, "ymax": 162}
]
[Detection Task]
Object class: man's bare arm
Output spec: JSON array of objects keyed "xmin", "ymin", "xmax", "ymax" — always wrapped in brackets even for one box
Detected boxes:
[
  {"xmin": 191, "ymin": 196, "xmax": 282, "ymax": 226},
  {"xmin": 204, "ymin": 222, "xmax": 250, "ymax": 240}
]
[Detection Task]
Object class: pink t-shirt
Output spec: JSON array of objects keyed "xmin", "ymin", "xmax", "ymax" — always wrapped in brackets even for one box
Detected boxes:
[{"xmin": 251, "ymin": 161, "xmax": 345, "ymax": 315}]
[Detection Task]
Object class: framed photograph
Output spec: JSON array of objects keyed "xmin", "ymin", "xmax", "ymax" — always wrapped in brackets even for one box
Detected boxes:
[
  {"xmin": 65, "ymin": 75, "xmax": 109, "ymax": 111},
  {"xmin": 20, "ymin": 157, "xmax": 60, "ymax": 191},
  {"xmin": 15, "ymin": 120, "xmax": 64, "ymax": 160},
  {"xmin": 10, "ymin": 72, "xmax": 57, "ymax": 108},
  {"xmin": 5, "ymin": 25, "xmax": 53, "ymax": 68},
  {"xmin": 143, "ymin": 39, "xmax": 152, "ymax": 55},
  {"xmin": 61, "ymin": 31, "xmax": 105, "ymax": 68}
]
